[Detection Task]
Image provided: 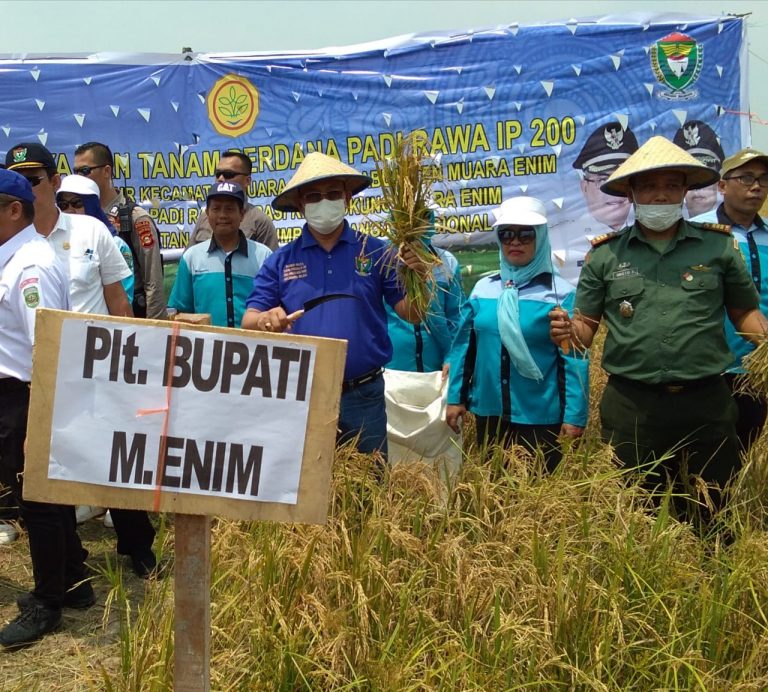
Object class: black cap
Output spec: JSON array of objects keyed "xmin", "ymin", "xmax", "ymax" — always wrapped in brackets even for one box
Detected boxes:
[
  {"xmin": 672, "ymin": 120, "xmax": 724, "ymax": 171},
  {"xmin": 6, "ymin": 142, "xmax": 57, "ymax": 172},
  {"xmin": 207, "ymin": 180, "xmax": 245, "ymax": 206},
  {"xmin": 572, "ymin": 123, "xmax": 639, "ymax": 174}
]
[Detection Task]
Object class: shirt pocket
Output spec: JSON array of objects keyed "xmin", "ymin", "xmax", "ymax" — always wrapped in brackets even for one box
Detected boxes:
[
  {"xmin": 606, "ymin": 276, "xmax": 644, "ymax": 307},
  {"xmin": 70, "ymin": 255, "xmax": 101, "ymax": 289},
  {"xmin": 680, "ymin": 272, "xmax": 719, "ymax": 292}
]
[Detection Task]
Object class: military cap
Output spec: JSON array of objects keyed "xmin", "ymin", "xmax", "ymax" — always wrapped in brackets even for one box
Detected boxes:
[
  {"xmin": 673, "ymin": 120, "xmax": 724, "ymax": 170},
  {"xmin": 572, "ymin": 122, "xmax": 639, "ymax": 175}
]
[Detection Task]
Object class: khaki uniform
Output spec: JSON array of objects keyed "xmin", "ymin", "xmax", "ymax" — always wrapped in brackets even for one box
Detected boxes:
[
  {"xmin": 104, "ymin": 191, "xmax": 167, "ymax": 319},
  {"xmin": 187, "ymin": 202, "xmax": 278, "ymax": 250},
  {"xmin": 576, "ymin": 219, "xmax": 760, "ymax": 520}
]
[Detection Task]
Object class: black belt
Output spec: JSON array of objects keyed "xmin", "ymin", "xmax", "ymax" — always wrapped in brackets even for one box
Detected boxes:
[
  {"xmin": 342, "ymin": 368, "xmax": 383, "ymax": 392},
  {"xmin": 0, "ymin": 377, "xmax": 29, "ymax": 393},
  {"xmin": 609, "ymin": 374, "xmax": 721, "ymax": 395}
]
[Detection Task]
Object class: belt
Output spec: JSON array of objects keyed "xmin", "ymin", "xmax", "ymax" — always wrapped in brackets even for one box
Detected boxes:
[
  {"xmin": 609, "ymin": 374, "xmax": 721, "ymax": 395},
  {"xmin": 0, "ymin": 377, "xmax": 29, "ymax": 393},
  {"xmin": 342, "ymin": 368, "xmax": 383, "ymax": 393}
]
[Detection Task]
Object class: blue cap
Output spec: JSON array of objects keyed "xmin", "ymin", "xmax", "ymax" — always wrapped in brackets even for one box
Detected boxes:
[
  {"xmin": 206, "ymin": 180, "xmax": 245, "ymax": 206},
  {"xmin": 0, "ymin": 168, "xmax": 35, "ymax": 203}
]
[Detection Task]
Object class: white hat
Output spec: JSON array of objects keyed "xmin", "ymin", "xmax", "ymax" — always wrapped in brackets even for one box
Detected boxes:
[
  {"xmin": 57, "ymin": 174, "xmax": 100, "ymax": 197},
  {"xmin": 492, "ymin": 196, "xmax": 547, "ymax": 227}
]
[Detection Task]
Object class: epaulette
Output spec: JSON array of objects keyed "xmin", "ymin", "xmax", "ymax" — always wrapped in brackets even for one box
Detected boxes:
[
  {"xmin": 692, "ymin": 221, "xmax": 732, "ymax": 235},
  {"xmin": 590, "ymin": 231, "xmax": 622, "ymax": 248}
]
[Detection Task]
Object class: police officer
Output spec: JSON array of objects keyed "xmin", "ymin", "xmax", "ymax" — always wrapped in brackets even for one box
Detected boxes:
[
  {"xmin": 549, "ymin": 136, "xmax": 767, "ymax": 527},
  {"xmin": 558, "ymin": 122, "xmax": 639, "ymax": 284},
  {"xmin": 0, "ymin": 169, "xmax": 92, "ymax": 648},
  {"xmin": 673, "ymin": 119, "xmax": 725, "ymax": 218},
  {"xmin": 242, "ymin": 152, "xmax": 425, "ymax": 458},
  {"xmin": 692, "ymin": 147, "xmax": 768, "ymax": 451},
  {"xmin": 186, "ymin": 150, "xmax": 278, "ymax": 250},
  {"xmin": 73, "ymin": 141, "xmax": 167, "ymax": 319}
]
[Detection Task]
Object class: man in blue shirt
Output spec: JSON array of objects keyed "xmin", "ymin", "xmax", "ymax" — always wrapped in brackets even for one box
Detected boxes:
[
  {"xmin": 170, "ymin": 181, "xmax": 272, "ymax": 328},
  {"xmin": 242, "ymin": 152, "xmax": 423, "ymax": 458},
  {"xmin": 692, "ymin": 147, "xmax": 768, "ymax": 451}
]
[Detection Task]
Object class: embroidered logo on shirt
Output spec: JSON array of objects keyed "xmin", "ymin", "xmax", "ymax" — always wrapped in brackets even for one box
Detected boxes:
[
  {"xmin": 22, "ymin": 285, "xmax": 40, "ymax": 308},
  {"xmin": 19, "ymin": 277, "xmax": 39, "ymax": 291},
  {"xmin": 355, "ymin": 254, "xmax": 372, "ymax": 277},
  {"xmin": 283, "ymin": 262, "xmax": 308, "ymax": 281},
  {"xmin": 135, "ymin": 218, "xmax": 155, "ymax": 248}
]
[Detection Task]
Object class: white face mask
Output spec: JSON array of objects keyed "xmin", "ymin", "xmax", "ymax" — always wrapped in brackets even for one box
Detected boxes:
[
  {"xmin": 634, "ymin": 202, "xmax": 683, "ymax": 233},
  {"xmin": 304, "ymin": 198, "xmax": 346, "ymax": 235}
]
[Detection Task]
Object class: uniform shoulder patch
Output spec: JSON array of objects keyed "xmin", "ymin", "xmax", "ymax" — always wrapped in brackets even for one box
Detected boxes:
[
  {"xmin": 590, "ymin": 231, "xmax": 622, "ymax": 248},
  {"xmin": 695, "ymin": 222, "xmax": 732, "ymax": 235},
  {"xmin": 134, "ymin": 217, "xmax": 156, "ymax": 248}
]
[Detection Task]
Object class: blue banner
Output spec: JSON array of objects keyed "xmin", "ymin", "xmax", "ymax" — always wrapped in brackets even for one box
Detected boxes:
[{"xmin": 0, "ymin": 14, "xmax": 748, "ymax": 281}]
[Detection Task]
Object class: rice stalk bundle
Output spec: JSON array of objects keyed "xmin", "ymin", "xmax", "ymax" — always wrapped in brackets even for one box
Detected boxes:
[{"xmin": 372, "ymin": 131, "xmax": 443, "ymax": 314}]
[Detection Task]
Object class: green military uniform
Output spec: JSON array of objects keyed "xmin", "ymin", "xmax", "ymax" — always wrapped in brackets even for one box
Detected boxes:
[{"xmin": 576, "ymin": 219, "xmax": 760, "ymax": 512}]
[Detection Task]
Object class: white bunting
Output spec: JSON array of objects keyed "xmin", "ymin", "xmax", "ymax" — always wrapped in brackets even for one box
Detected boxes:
[
  {"xmin": 576, "ymin": 115, "xmax": 586, "ymax": 125},
  {"xmin": 151, "ymin": 75, "xmax": 161, "ymax": 87},
  {"xmin": 572, "ymin": 64, "xmax": 582, "ymax": 76},
  {"xmin": 292, "ymin": 91, "xmax": 301, "ymax": 102},
  {"xmin": 552, "ymin": 144, "xmax": 562, "ymax": 157},
  {"xmin": 715, "ymin": 105, "xmax": 726, "ymax": 117},
  {"xmin": 672, "ymin": 109, "xmax": 687, "ymax": 126},
  {"xmin": 455, "ymin": 66, "xmax": 463, "ymax": 75},
  {"xmin": 610, "ymin": 53, "xmax": 622, "ymax": 70},
  {"xmin": 30, "ymin": 68, "xmax": 40, "ymax": 81},
  {"xmin": 644, "ymin": 83, "xmax": 655, "ymax": 97},
  {"xmin": 197, "ymin": 93, "xmax": 206, "ymax": 104},
  {"xmin": 74, "ymin": 114, "xmax": 85, "ymax": 128},
  {"xmin": 718, "ymin": 21, "xmax": 724, "ymax": 34},
  {"xmin": 642, "ymin": 23, "xmax": 651, "ymax": 31},
  {"xmin": 171, "ymin": 101, "xmax": 179, "ymax": 112},
  {"xmin": 680, "ymin": 24, "xmax": 688, "ymax": 31},
  {"xmin": 455, "ymin": 98, "xmax": 464, "ymax": 114},
  {"xmin": 383, "ymin": 74, "xmax": 392, "ymax": 87},
  {"xmin": 110, "ymin": 105, "xmax": 120, "ymax": 117},
  {"xmin": 424, "ymin": 90, "xmax": 439, "ymax": 104},
  {"xmin": 716, "ymin": 65, "xmax": 723, "ymax": 78},
  {"xmin": 643, "ymin": 46, "xmax": 650, "ymax": 55},
  {"xmin": 516, "ymin": 143, "xmax": 526, "ymax": 154},
  {"xmin": 37, "ymin": 131, "xmax": 48, "ymax": 146},
  {"xmin": 541, "ymin": 81, "xmax": 554, "ymax": 97},
  {"xmin": 513, "ymin": 65, "xmax": 522, "ymax": 74},
  {"xmin": 383, "ymin": 113, "xmax": 392, "ymax": 127},
  {"xmin": 483, "ymin": 86, "xmax": 496, "ymax": 100},
  {"xmin": 508, "ymin": 23, "xmax": 519, "ymax": 36},
  {"xmin": 566, "ymin": 19, "xmax": 578, "ymax": 35},
  {"xmin": 649, "ymin": 122, "xmax": 657, "ymax": 131},
  {"xmin": 514, "ymin": 101, "xmax": 522, "ymax": 111},
  {"xmin": 352, "ymin": 92, "xmax": 359, "ymax": 101},
  {"xmin": 552, "ymin": 197, "xmax": 564, "ymax": 209},
  {"xmin": 265, "ymin": 127, "xmax": 273, "ymax": 137},
  {"xmin": 83, "ymin": 77, "xmax": 92, "ymax": 85},
  {"xmin": 266, "ymin": 65, "xmax": 273, "ymax": 73},
  {"xmin": 36, "ymin": 99, "xmax": 45, "ymax": 111},
  {"xmin": 519, "ymin": 184, "xmax": 529, "ymax": 193},
  {"xmin": 138, "ymin": 108, "xmax": 151, "ymax": 123},
  {"xmin": 615, "ymin": 113, "xmax": 629, "ymax": 130},
  {"xmin": 1, "ymin": 125, "xmax": 10, "ymax": 137}
]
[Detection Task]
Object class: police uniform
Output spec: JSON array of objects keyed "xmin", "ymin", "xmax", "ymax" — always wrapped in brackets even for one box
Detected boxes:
[
  {"xmin": 386, "ymin": 245, "xmax": 464, "ymax": 372},
  {"xmin": 104, "ymin": 190, "xmax": 167, "ymax": 319},
  {"xmin": 247, "ymin": 221, "xmax": 404, "ymax": 455},
  {"xmin": 694, "ymin": 204, "xmax": 768, "ymax": 449},
  {"xmin": 187, "ymin": 202, "xmax": 278, "ymax": 251},
  {"xmin": 170, "ymin": 232, "xmax": 272, "ymax": 328},
  {"xmin": 448, "ymin": 271, "xmax": 589, "ymax": 469},
  {"xmin": 576, "ymin": 219, "xmax": 759, "ymax": 497},
  {"xmin": 0, "ymin": 223, "xmax": 91, "ymax": 635}
]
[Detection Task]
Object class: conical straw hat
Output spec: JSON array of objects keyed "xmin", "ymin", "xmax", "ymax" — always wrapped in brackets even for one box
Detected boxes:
[
  {"xmin": 600, "ymin": 135, "xmax": 720, "ymax": 197},
  {"xmin": 272, "ymin": 152, "xmax": 371, "ymax": 212}
]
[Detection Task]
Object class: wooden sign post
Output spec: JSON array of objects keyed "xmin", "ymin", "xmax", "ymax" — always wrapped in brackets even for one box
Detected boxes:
[{"xmin": 23, "ymin": 309, "xmax": 347, "ymax": 691}]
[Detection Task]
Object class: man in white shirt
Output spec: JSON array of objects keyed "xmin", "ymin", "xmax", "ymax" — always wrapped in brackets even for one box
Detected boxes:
[{"xmin": 0, "ymin": 169, "xmax": 91, "ymax": 649}]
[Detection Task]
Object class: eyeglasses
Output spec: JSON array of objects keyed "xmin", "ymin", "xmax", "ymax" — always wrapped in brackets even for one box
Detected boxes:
[
  {"xmin": 21, "ymin": 175, "xmax": 44, "ymax": 187},
  {"xmin": 497, "ymin": 227, "xmax": 536, "ymax": 244},
  {"xmin": 214, "ymin": 169, "xmax": 247, "ymax": 180},
  {"xmin": 72, "ymin": 164, "xmax": 108, "ymax": 176},
  {"xmin": 58, "ymin": 197, "xmax": 84, "ymax": 211},
  {"xmin": 724, "ymin": 173, "xmax": 768, "ymax": 188},
  {"xmin": 301, "ymin": 190, "xmax": 345, "ymax": 204}
]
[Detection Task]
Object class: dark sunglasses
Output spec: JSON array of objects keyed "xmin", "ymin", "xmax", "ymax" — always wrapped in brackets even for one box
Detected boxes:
[
  {"xmin": 497, "ymin": 227, "xmax": 536, "ymax": 244},
  {"xmin": 21, "ymin": 175, "xmax": 44, "ymax": 187},
  {"xmin": 214, "ymin": 169, "xmax": 246, "ymax": 180},
  {"xmin": 301, "ymin": 190, "xmax": 345, "ymax": 204},
  {"xmin": 58, "ymin": 197, "xmax": 85, "ymax": 211},
  {"xmin": 72, "ymin": 164, "xmax": 108, "ymax": 176}
]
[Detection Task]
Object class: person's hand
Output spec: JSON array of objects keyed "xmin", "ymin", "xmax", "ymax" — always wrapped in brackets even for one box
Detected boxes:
[
  {"xmin": 399, "ymin": 243, "xmax": 430, "ymax": 276},
  {"xmin": 441, "ymin": 362, "xmax": 450, "ymax": 381},
  {"xmin": 559, "ymin": 424, "xmax": 584, "ymax": 440},
  {"xmin": 548, "ymin": 307, "xmax": 572, "ymax": 348},
  {"xmin": 446, "ymin": 404, "xmax": 466, "ymax": 434},
  {"xmin": 256, "ymin": 307, "xmax": 294, "ymax": 333}
]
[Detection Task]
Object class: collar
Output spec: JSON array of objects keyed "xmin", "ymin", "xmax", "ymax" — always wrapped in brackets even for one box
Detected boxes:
[
  {"xmin": 628, "ymin": 219, "xmax": 701, "ymax": 244},
  {"xmin": 102, "ymin": 189, "xmax": 123, "ymax": 215},
  {"xmin": 208, "ymin": 230, "xmax": 249, "ymax": 256},
  {"xmin": 299, "ymin": 220, "xmax": 354, "ymax": 250},
  {"xmin": 0, "ymin": 224, "xmax": 39, "ymax": 271},
  {"xmin": 716, "ymin": 202, "xmax": 766, "ymax": 232},
  {"xmin": 491, "ymin": 271, "xmax": 553, "ymax": 290}
]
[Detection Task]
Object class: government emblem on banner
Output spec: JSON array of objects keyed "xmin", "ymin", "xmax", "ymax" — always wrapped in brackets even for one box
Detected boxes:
[
  {"xmin": 207, "ymin": 74, "xmax": 260, "ymax": 138},
  {"xmin": 650, "ymin": 32, "xmax": 703, "ymax": 100}
]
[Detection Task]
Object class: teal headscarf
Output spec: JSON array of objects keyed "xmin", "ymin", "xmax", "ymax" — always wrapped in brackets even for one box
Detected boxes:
[{"xmin": 494, "ymin": 197, "xmax": 553, "ymax": 382}]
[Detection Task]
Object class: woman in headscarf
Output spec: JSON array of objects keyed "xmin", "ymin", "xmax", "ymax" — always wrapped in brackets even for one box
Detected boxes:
[
  {"xmin": 57, "ymin": 174, "xmax": 135, "ymax": 302},
  {"xmin": 445, "ymin": 196, "xmax": 589, "ymax": 471}
]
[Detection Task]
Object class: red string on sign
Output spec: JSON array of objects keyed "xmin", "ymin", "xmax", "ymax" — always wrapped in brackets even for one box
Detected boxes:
[{"xmin": 136, "ymin": 320, "xmax": 181, "ymax": 512}]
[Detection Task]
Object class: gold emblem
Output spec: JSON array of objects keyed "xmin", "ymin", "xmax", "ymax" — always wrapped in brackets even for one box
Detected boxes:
[
  {"xmin": 62, "ymin": 242, "xmax": 70, "ymax": 250},
  {"xmin": 619, "ymin": 300, "xmax": 634, "ymax": 318}
]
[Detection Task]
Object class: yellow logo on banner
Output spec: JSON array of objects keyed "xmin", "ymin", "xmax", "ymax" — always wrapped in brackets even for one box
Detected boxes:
[{"xmin": 207, "ymin": 74, "xmax": 260, "ymax": 137}]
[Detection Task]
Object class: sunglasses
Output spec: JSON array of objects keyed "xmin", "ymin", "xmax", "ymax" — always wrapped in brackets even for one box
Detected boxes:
[
  {"xmin": 21, "ymin": 175, "xmax": 44, "ymax": 187},
  {"xmin": 72, "ymin": 164, "xmax": 108, "ymax": 176},
  {"xmin": 301, "ymin": 190, "xmax": 345, "ymax": 204},
  {"xmin": 214, "ymin": 169, "xmax": 247, "ymax": 180},
  {"xmin": 497, "ymin": 227, "xmax": 536, "ymax": 244},
  {"xmin": 58, "ymin": 197, "xmax": 85, "ymax": 211}
]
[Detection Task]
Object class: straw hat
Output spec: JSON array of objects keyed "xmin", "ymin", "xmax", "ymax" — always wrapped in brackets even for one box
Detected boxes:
[
  {"xmin": 600, "ymin": 135, "xmax": 720, "ymax": 197},
  {"xmin": 272, "ymin": 152, "xmax": 371, "ymax": 212},
  {"xmin": 492, "ymin": 196, "xmax": 547, "ymax": 227}
]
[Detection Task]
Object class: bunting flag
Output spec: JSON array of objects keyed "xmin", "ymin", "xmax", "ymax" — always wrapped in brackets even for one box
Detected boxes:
[{"xmin": 0, "ymin": 14, "xmax": 748, "ymax": 280}]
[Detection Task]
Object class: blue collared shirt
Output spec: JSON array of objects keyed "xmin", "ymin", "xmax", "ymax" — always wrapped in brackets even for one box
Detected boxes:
[
  {"xmin": 246, "ymin": 222, "xmax": 405, "ymax": 379},
  {"xmin": 170, "ymin": 231, "xmax": 272, "ymax": 327}
]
